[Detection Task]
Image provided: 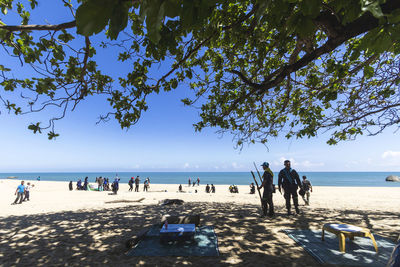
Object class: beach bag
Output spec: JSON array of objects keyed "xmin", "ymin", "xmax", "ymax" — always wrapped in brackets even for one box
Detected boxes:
[{"xmin": 298, "ymin": 188, "xmax": 305, "ymax": 196}]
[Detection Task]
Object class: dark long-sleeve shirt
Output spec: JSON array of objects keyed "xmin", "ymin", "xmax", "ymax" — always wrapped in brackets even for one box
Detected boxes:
[
  {"xmin": 278, "ymin": 168, "xmax": 301, "ymax": 190},
  {"xmin": 260, "ymin": 171, "xmax": 274, "ymax": 195}
]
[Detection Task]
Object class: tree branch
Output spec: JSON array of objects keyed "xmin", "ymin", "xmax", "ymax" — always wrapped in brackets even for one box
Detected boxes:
[
  {"xmin": 0, "ymin": 21, "xmax": 76, "ymax": 32},
  {"xmin": 226, "ymin": 0, "xmax": 400, "ymax": 116}
]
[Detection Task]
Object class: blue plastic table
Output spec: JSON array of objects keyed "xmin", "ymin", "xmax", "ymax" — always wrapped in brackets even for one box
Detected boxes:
[{"xmin": 160, "ymin": 224, "xmax": 196, "ymax": 243}]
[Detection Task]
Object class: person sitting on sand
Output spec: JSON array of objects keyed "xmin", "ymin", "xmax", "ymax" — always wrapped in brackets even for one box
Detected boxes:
[
  {"xmin": 211, "ymin": 184, "xmax": 215, "ymax": 193},
  {"xmin": 250, "ymin": 182, "xmax": 255, "ymax": 194},
  {"xmin": 231, "ymin": 185, "xmax": 238, "ymax": 193},
  {"xmin": 205, "ymin": 184, "xmax": 210, "ymax": 193}
]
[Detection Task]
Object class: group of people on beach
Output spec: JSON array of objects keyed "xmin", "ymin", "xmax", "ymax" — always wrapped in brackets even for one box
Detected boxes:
[
  {"xmin": 70, "ymin": 176, "xmax": 122, "ymax": 194},
  {"xmin": 128, "ymin": 176, "xmax": 150, "ymax": 192},
  {"xmin": 256, "ymin": 160, "xmax": 313, "ymax": 217},
  {"xmin": 12, "ymin": 181, "xmax": 34, "ymax": 205},
  {"xmin": 188, "ymin": 177, "xmax": 200, "ymax": 187},
  {"xmin": 229, "ymin": 185, "xmax": 239, "ymax": 193},
  {"xmin": 68, "ymin": 175, "xmax": 152, "ymax": 195}
]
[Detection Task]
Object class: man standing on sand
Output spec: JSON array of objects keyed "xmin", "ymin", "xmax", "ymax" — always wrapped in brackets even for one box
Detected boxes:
[
  {"xmin": 278, "ymin": 160, "xmax": 302, "ymax": 215},
  {"xmin": 23, "ymin": 182, "xmax": 33, "ymax": 201},
  {"xmin": 13, "ymin": 181, "xmax": 25, "ymax": 204},
  {"xmin": 188, "ymin": 177, "xmax": 191, "ymax": 187},
  {"xmin": 258, "ymin": 162, "xmax": 275, "ymax": 217},
  {"xmin": 128, "ymin": 177, "xmax": 134, "ymax": 191},
  {"xmin": 301, "ymin": 175, "xmax": 313, "ymax": 205},
  {"xmin": 135, "ymin": 176, "xmax": 140, "ymax": 192}
]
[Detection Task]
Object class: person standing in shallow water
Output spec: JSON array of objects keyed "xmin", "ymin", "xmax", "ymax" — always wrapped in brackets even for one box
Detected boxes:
[
  {"xmin": 258, "ymin": 162, "xmax": 275, "ymax": 217},
  {"xmin": 278, "ymin": 160, "xmax": 302, "ymax": 215}
]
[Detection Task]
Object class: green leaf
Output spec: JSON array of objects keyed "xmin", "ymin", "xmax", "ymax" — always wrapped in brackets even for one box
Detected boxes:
[
  {"xmin": 47, "ymin": 131, "xmax": 59, "ymax": 140},
  {"xmin": 297, "ymin": 17, "xmax": 315, "ymax": 38},
  {"xmin": 108, "ymin": 1, "xmax": 129, "ymax": 40},
  {"xmin": 361, "ymin": 0, "xmax": 383, "ymax": 18},
  {"xmin": 76, "ymin": 0, "xmax": 113, "ymax": 36},
  {"xmin": 145, "ymin": 0, "xmax": 165, "ymax": 43},
  {"xmin": 164, "ymin": 0, "xmax": 180, "ymax": 18}
]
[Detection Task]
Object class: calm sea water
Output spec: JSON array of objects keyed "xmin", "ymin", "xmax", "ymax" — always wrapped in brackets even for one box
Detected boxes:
[{"xmin": 1, "ymin": 172, "xmax": 400, "ymax": 187}]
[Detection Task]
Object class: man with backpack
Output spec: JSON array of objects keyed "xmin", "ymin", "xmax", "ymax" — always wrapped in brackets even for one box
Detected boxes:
[{"xmin": 278, "ymin": 160, "xmax": 302, "ymax": 215}]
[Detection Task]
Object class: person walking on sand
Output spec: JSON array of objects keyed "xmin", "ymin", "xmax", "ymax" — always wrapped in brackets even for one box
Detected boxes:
[
  {"xmin": 13, "ymin": 181, "xmax": 25, "ymax": 204},
  {"xmin": 143, "ymin": 178, "xmax": 149, "ymax": 192},
  {"xmin": 23, "ymin": 182, "xmax": 33, "ymax": 201},
  {"xmin": 301, "ymin": 175, "xmax": 313, "ymax": 205},
  {"xmin": 128, "ymin": 177, "xmax": 134, "ymax": 191},
  {"xmin": 258, "ymin": 162, "xmax": 275, "ymax": 217},
  {"xmin": 278, "ymin": 160, "xmax": 302, "ymax": 215}
]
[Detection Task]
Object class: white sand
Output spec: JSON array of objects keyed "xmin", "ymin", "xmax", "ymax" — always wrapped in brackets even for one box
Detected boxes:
[
  {"xmin": 0, "ymin": 179, "xmax": 399, "ymax": 266},
  {"xmin": 1, "ymin": 179, "xmax": 399, "ymax": 216}
]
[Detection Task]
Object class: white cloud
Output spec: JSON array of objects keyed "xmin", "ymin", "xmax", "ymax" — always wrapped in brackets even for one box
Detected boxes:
[
  {"xmin": 300, "ymin": 160, "xmax": 325, "ymax": 168},
  {"xmin": 183, "ymin": 163, "xmax": 190, "ymax": 169},
  {"xmin": 382, "ymin": 151, "xmax": 400, "ymax": 159}
]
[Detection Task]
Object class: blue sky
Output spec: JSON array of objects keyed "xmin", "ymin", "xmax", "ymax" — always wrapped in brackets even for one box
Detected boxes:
[{"xmin": 1, "ymin": 1, "xmax": 400, "ymax": 172}]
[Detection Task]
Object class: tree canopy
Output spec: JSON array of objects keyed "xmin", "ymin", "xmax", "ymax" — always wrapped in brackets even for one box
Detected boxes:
[{"xmin": 1, "ymin": 0, "xmax": 400, "ymax": 145}]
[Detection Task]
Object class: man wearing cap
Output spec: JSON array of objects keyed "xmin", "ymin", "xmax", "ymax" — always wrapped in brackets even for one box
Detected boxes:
[
  {"xmin": 278, "ymin": 160, "xmax": 302, "ymax": 215},
  {"xmin": 258, "ymin": 162, "xmax": 275, "ymax": 217}
]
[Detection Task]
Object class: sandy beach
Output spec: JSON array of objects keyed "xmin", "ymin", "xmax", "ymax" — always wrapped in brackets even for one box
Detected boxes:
[{"xmin": 0, "ymin": 179, "xmax": 399, "ymax": 266}]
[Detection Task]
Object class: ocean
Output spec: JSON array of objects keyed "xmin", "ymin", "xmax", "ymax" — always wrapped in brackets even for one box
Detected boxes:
[{"xmin": 1, "ymin": 172, "xmax": 400, "ymax": 187}]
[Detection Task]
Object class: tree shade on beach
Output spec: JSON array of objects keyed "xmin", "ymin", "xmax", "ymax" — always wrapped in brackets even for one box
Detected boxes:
[{"xmin": 1, "ymin": 1, "xmax": 400, "ymax": 145}]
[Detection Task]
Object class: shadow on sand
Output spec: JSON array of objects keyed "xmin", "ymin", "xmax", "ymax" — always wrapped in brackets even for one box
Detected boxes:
[{"xmin": 0, "ymin": 202, "xmax": 398, "ymax": 266}]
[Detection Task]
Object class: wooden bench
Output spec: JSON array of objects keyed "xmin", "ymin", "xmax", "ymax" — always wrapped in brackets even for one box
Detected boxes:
[{"xmin": 322, "ymin": 223, "xmax": 378, "ymax": 253}]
